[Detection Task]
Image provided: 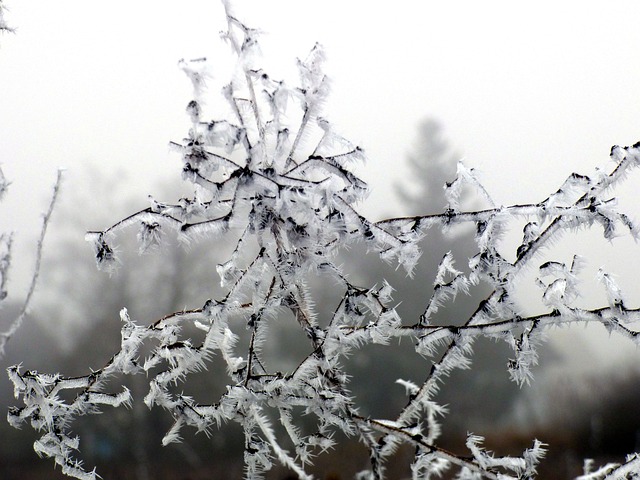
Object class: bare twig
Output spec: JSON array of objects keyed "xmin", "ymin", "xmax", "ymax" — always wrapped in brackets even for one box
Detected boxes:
[{"xmin": 0, "ymin": 169, "xmax": 63, "ymax": 357}]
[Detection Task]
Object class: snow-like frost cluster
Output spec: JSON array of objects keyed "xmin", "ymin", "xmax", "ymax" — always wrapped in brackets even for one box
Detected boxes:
[{"xmin": 7, "ymin": 1, "xmax": 640, "ymax": 479}]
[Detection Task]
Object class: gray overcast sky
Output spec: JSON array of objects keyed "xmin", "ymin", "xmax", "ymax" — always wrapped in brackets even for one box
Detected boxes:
[
  {"xmin": 2, "ymin": 1, "xmax": 639, "ymax": 210},
  {"xmin": 1, "ymin": 1, "xmax": 640, "ymax": 362}
]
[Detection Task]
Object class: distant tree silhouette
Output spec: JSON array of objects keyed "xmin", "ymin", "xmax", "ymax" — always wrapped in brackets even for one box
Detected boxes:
[{"xmin": 395, "ymin": 118, "xmax": 461, "ymax": 216}]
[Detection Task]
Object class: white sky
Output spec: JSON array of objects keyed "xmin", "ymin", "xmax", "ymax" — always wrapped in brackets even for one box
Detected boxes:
[{"xmin": 1, "ymin": 1, "xmax": 640, "ymax": 364}]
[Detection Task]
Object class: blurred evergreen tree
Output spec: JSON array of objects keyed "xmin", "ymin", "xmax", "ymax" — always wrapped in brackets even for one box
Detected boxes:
[{"xmin": 395, "ymin": 117, "xmax": 461, "ymax": 215}]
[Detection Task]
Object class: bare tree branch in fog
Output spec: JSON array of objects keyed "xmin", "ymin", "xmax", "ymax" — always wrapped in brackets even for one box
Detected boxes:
[{"xmin": 0, "ymin": 169, "xmax": 62, "ymax": 358}]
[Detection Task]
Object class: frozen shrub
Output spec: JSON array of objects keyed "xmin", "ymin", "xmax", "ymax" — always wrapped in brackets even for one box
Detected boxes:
[{"xmin": 7, "ymin": 2, "xmax": 640, "ymax": 479}]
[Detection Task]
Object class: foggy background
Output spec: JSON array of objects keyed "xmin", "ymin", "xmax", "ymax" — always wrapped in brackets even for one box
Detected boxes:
[{"xmin": 1, "ymin": 1, "xmax": 640, "ymax": 478}]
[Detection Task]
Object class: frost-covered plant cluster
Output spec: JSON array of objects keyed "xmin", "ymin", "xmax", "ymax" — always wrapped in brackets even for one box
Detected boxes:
[{"xmin": 7, "ymin": 2, "xmax": 640, "ymax": 479}]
